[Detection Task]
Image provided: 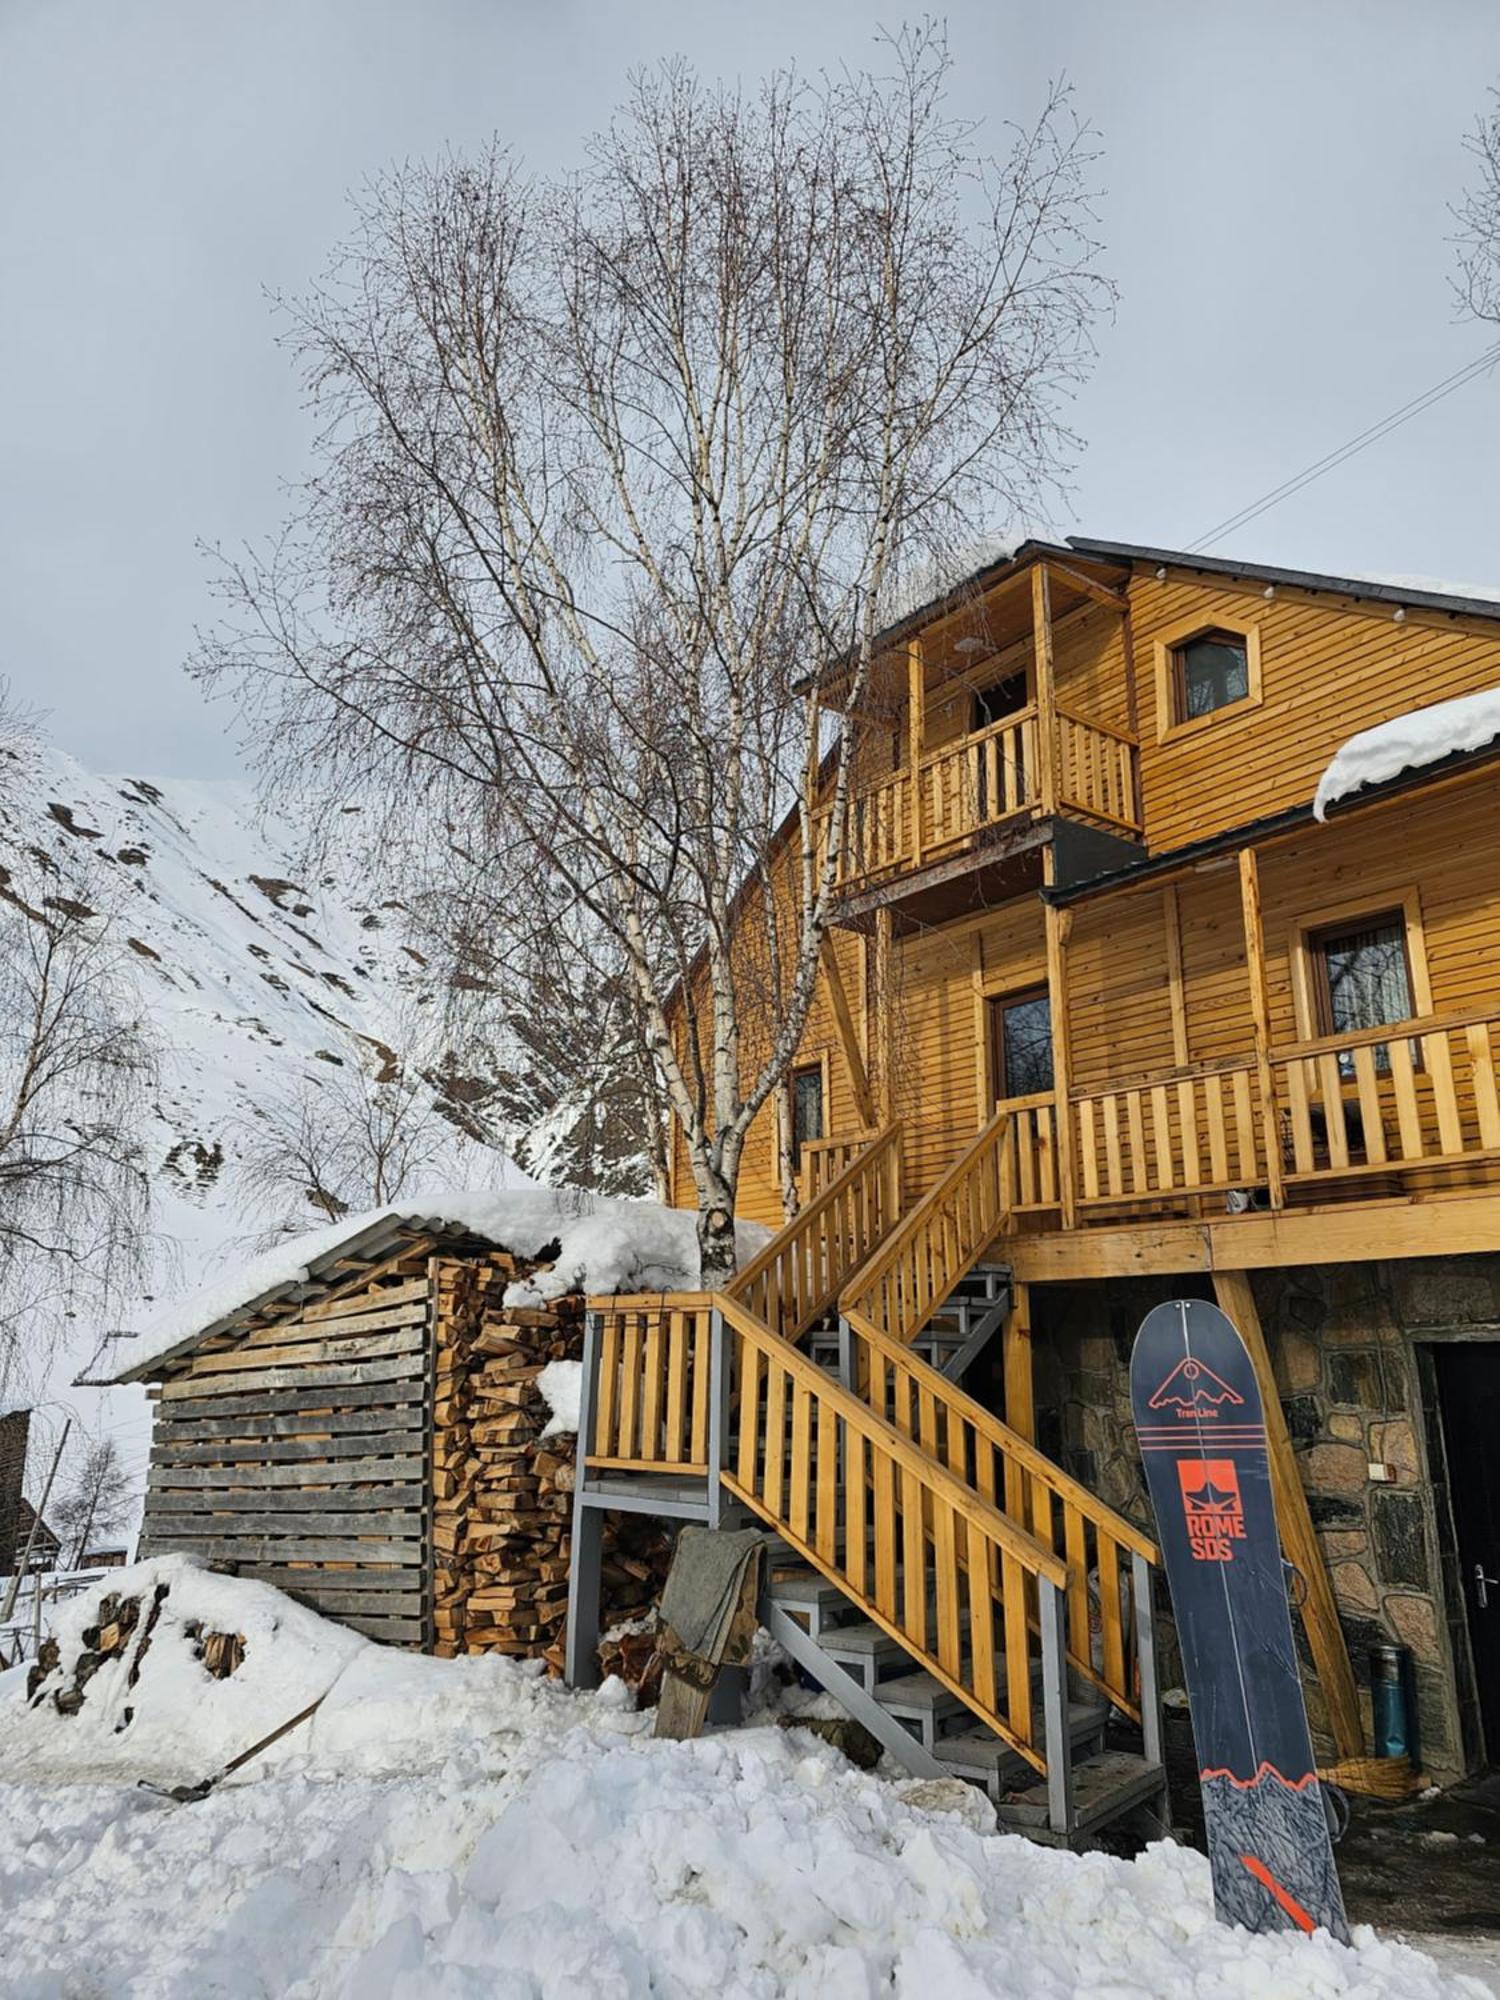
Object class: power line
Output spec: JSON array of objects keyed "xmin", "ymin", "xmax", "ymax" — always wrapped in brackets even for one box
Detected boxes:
[{"xmin": 1188, "ymin": 341, "xmax": 1500, "ymax": 554}]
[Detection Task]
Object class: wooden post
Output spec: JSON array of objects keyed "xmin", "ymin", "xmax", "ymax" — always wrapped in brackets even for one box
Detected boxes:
[
  {"xmin": 907, "ymin": 638, "xmax": 925, "ymax": 866},
  {"xmin": 874, "ymin": 905, "xmax": 896, "ymax": 1125},
  {"xmin": 1163, "ymin": 885, "xmax": 1190, "ymax": 1070},
  {"xmin": 1002, "ymin": 1280, "xmax": 1036, "ymax": 1534},
  {"xmin": 1212, "ymin": 1269, "xmax": 1364, "ymax": 1762},
  {"xmin": 1043, "ymin": 867, "xmax": 1077, "ymax": 1228},
  {"xmin": 820, "ymin": 932, "xmax": 876, "ymax": 1129},
  {"xmin": 1031, "ymin": 563, "xmax": 1059, "ymax": 818},
  {"xmin": 1238, "ymin": 847, "xmax": 1286, "ymax": 1210}
]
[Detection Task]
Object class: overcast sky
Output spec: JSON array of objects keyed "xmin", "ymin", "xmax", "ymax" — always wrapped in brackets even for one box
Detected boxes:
[{"xmin": 4, "ymin": 0, "xmax": 1499, "ymax": 778}]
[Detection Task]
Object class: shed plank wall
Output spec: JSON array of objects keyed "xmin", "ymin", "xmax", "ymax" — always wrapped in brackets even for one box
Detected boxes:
[{"xmin": 139, "ymin": 1265, "xmax": 433, "ymax": 1645}]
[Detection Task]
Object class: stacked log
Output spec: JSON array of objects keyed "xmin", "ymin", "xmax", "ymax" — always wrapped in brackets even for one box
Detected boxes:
[{"xmin": 429, "ymin": 1255, "xmax": 670, "ymax": 1670}]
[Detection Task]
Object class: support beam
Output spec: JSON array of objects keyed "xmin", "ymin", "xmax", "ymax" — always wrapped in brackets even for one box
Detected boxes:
[
  {"xmin": 1238, "ymin": 848, "xmax": 1286, "ymax": 1209},
  {"xmin": 1042, "ymin": 875, "xmax": 1077, "ymax": 1228},
  {"xmin": 1162, "ymin": 885, "xmax": 1189, "ymax": 1069},
  {"xmin": 820, "ymin": 933, "xmax": 876, "ymax": 1129},
  {"xmin": 874, "ymin": 906, "xmax": 896, "ymax": 1125},
  {"xmin": 1007, "ymin": 1185, "xmax": 1500, "ymax": 1281},
  {"xmin": 907, "ymin": 638, "xmax": 925, "ymax": 868},
  {"xmin": 1031, "ymin": 564, "xmax": 1059, "ymax": 818},
  {"xmin": 1212, "ymin": 1269, "xmax": 1363, "ymax": 1762},
  {"xmin": 1003, "ymin": 1280, "xmax": 1036, "ymax": 1531}
]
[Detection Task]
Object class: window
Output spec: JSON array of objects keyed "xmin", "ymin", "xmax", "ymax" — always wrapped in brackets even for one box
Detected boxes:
[
  {"xmin": 1173, "ymin": 629, "xmax": 1250, "ymax": 721},
  {"xmin": 789, "ymin": 1063, "xmax": 825, "ymax": 1170},
  {"xmin": 988, "ymin": 988, "xmax": 1054, "ymax": 1100},
  {"xmin": 1153, "ymin": 618, "xmax": 1262, "ymax": 740},
  {"xmin": 1310, "ymin": 912, "xmax": 1414, "ymax": 1071}
]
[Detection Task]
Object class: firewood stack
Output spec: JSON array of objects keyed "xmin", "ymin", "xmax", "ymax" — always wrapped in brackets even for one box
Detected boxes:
[{"xmin": 429, "ymin": 1254, "xmax": 672, "ymax": 1670}]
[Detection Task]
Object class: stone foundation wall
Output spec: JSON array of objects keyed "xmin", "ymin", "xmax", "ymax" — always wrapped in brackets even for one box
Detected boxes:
[{"xmin": 1034, "ymin": 1256, "xmax": 1498, "ymax": 1784}]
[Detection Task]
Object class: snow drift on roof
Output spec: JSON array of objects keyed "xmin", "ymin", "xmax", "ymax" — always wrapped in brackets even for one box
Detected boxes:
[
  {"xmin": 106, "ymin": 1188, "xmax": 769, "ymax": 1382},
  {"xmin": 1313, "ymin": 684, "xmax": 1500, "ymax": 819}
]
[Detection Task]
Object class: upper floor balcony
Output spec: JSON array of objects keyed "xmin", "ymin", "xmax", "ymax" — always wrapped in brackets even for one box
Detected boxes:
[
  {"xmin": 822, "ymin": 699, "xmax": 1141, "ymax": 898},
  {"xmin": 812, "ymin": 553, "xmax": 1144, "ymax": 912}
]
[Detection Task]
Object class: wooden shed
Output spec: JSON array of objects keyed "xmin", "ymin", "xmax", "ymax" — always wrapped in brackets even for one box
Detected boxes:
[{"xmin": 102, "ymin": 1207, "xmax": 669, "ymax": 1657}]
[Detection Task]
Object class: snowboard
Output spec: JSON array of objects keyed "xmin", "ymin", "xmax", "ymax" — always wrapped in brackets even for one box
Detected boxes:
[{"xmin": 1130, "ymin": 1297, "xmax": 1349, "ymax": 1944}]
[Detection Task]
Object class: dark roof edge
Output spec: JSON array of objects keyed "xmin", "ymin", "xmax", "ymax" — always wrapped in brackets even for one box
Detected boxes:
[
  {"xmin": 1044, "ymin": 736, "xmax": 1500, "ymax": 907},
  {"xmin": 1067, "ymin": 538, "xmax": 1500, "ymax": 625}
]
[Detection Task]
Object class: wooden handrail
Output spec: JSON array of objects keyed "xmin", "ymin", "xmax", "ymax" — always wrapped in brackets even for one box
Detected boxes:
[
  {"xmin": 843, "ymin": 1106, "xmax": 1011, "ymax": 1342},
  {"xmin": 729, "ymin": 1123, "xmax": 902, "ymax": 1342},
  {"xmin": 842, "ymin": 1305, "xmax": 1154, "ymax": 1719},
  {"xmin": 915, "ymin": 705, "xmax": 1038, "ymax": 775},
  {"xmin": 717, "ymin": 1290, "xmax": 1062, "ymax": 1770},
  {"xmin": 1053, "ymin": 701, "xmax": 1139, "ymax": 747},
  {"xmin": 1068, "ymin": 1052, "xmax": 1257, "ymax": 1103},
  {"xmin": 1272, "ymin": 1003, "xmax": 1500, "ymax": 1065},
  {"xmin": 846, "ymin": 1307, "xmax": 1157, "ymax": 1564},
  {"xmin": 719, "ymin": 1294, "xmax": 1065, "ymax": 1582}
]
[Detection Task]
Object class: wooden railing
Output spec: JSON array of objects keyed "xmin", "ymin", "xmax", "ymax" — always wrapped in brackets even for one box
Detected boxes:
[
  {"xmin": 843, "ymin": 1108, "xmax": 1011, "ymax": 1343},
  {"xmin": 1071, "ymin": 1058, "xmax": 1265, "ymax": 1206},
  {"xmin": 997, "ymin": 1090, "xmax": 1061, "ymax": 1211},
  {"xmin": 918, "ymin": 709, "xmax": 1037, "ymax": 852},
  {"xmin": 798, "ymin": 1132, "xmax": 876, "ymax": 1204},
  {"xmin": 815, "ymin": 700, "xmax": 1139, "ymax": 892},
  {"xmin": 1055, "ymin": 706, "xmax": 1141, "ymax": 834},
  {"xmin": 730, "ymin": 1124, "xmax": 902, "ymax": 1343},
  {"xmin": 587, "ymin": 1294, "xmax": 714, "ymax": 1475},
  {"xmin": 720, "ymin": 1292, "xmax": 1066, "ymax": 1769},
  {"xmin": 840, "ymin": 1307, "xmax": 1155, "ymax": 1720},
  {"xmin": 1275, "ymin": 1006, "xmax": 1500, "ymax": 1184}
]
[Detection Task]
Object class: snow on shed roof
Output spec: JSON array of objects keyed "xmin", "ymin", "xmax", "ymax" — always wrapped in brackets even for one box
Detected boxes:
[
  {"xmin": 1314, "ymin": 684, "xmax": 1500, "ymax": 820},
  {"xmin": 96, "ymin": 1188, "xmax": 768, "ymax": 1385}
]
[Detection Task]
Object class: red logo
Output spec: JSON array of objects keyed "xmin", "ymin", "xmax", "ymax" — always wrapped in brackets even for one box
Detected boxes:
[
  {"xmin": 1177, "ymin": 1458, "xmax": 1246, "ymax": 1562},
  {"xmin": 1149, "ymin": 1357, "xmax": 1244, "ymax": 1418}
]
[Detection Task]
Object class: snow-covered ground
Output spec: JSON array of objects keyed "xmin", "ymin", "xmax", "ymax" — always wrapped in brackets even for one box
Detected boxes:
[{"xmin": 0, "ymin": 1559, "xmax": 1488, "ymax": 1999}]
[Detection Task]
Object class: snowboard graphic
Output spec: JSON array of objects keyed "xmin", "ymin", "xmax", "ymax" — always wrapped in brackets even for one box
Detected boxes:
[{"xmin": 1131, "ymin": 1298, "xmax": 1349, "ymax": 1944}]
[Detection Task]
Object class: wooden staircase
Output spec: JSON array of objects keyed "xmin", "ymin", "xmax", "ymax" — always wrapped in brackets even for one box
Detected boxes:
[{"xmin": 565, "ymin": 1122, "xmax": 1166, "ymax": 1845}]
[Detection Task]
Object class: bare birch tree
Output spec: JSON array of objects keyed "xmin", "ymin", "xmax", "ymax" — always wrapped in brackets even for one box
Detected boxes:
[
  {"xmin": 195, "ymin": 28, "xmax": 1110, "ymax": 1281},
  {"xmin": 52, "ymin": 1435, "xmax": 133, "ymax": 1569}
]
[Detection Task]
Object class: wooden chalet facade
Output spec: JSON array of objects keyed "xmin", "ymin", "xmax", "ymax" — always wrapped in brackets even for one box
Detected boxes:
[{"xmin": 564, "ymin": 538, "xmax": 1500, "ymax": 1841}]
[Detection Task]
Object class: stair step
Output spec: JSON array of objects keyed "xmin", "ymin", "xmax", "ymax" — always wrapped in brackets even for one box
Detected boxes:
[
  {"xmin": 993, "ymin": 1750, "xmax": 1165, "ymax": 1838},
  {"xmin": 872, "ymin": 1670, "xmax": 969, "ymax": 1723},
  {"xmin": 765, "ymin": 1567, "xmax": 847, "ymax": 1617},
  {"xmin": 935, "ymin": 1701, "xmax": 1107, "ymax": 1781}
]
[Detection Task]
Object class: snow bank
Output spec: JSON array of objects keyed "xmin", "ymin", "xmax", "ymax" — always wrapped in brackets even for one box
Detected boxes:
[
  {"xmin": 112, "ymin": 1188, "xmax": 770, "ymax": 1380},
  {"xmin": 0, "ymin": 1565, "xmax": 1483, "ymax": 1998},
  {"xmin": 1314, "ymin": 684, "xmax": 1500, "ymax": 819}
]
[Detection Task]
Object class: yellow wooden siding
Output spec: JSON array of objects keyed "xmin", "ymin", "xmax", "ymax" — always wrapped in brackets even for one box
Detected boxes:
[{"xmin": 1131, "ymin": 572, "xmax": 1500, "ymax": 853}]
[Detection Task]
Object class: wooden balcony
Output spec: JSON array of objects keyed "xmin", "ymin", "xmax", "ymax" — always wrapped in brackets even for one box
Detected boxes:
[
  {"xmin": 821, "ymin": 703, "xmax": 1140, "ymax": 895},
  {"xmin": 993, "ymin": 1004, "xmax": 1500, "ymax": 1229}
]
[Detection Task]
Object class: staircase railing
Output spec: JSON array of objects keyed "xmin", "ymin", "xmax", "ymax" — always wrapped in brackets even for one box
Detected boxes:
[
  {"xmin": 729, "ymin": 1123, "xmax": 902, "ymax": 1343},
  {"xmin": 716, "ymin": 1291, "xmax": 1067, "ymax": 1772},
  {"xmin": 841, "ymin": 1306, "xmax": 1157, "ymax": 1720},
  {"xmin": 841, "ymin": 1108, "xmax": 1011, "ymax": 1344}
]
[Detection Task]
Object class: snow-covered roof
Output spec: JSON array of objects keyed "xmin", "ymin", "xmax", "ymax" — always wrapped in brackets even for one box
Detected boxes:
[
  {"xmin": 1314, "ymin": 684, "xmax": 1500, "ymax": 820},
  {"xmin": 98, "ymin": 1188, "xmax": 768, "ymax": 1385}
]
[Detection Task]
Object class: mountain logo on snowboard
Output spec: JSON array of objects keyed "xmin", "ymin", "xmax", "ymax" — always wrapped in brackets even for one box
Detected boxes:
[
  {"xmin": 1177, "ymin": 1458, "xmax": 1246, "ymax": 1562},
  {"xmin": 1147, "ymin": 1355, "xmax": 1244, "ymax": 1415}
]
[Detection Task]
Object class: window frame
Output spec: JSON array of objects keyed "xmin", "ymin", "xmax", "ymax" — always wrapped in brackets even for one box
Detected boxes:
[
  {"xmin": 986, "ymin": 983, "xmax": 1055, "ymax": 1103},
  {"xmin": 780, "ymin": 1053, "xmax": 831, "ymax": 1176},
  {"xmin": 1287, "ymin": 887, "xmax": 1434, "ymax": 1050},
  {"xmin": 1152, "ymin": 615, "xmax": 1264, "ymax": 743}
]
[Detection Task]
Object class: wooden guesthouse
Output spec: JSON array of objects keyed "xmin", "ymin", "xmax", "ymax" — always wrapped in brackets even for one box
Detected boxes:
[
  {"xmin": 560, "ymin": 537, "xmax": 1500, "ymax": 1842},
  {"xmin": 114, "ymin": 534, "xmax": 1500, "ymax": 1850}
]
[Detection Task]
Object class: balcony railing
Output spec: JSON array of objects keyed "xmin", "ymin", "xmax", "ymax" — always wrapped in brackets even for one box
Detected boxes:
[
  {"xmin": 819, "ymin": 704, "xmax": 1140, "ymax": 892},
  {"xmin": 987, "ymin": 1006, "xmax": 1500, "ymax": 1225}
]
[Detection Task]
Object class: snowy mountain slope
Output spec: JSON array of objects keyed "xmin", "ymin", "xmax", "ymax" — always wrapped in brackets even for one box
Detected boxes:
[{"xmin": 0, "ymin": 730, "xmax": 524, "ymax": 1491}]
